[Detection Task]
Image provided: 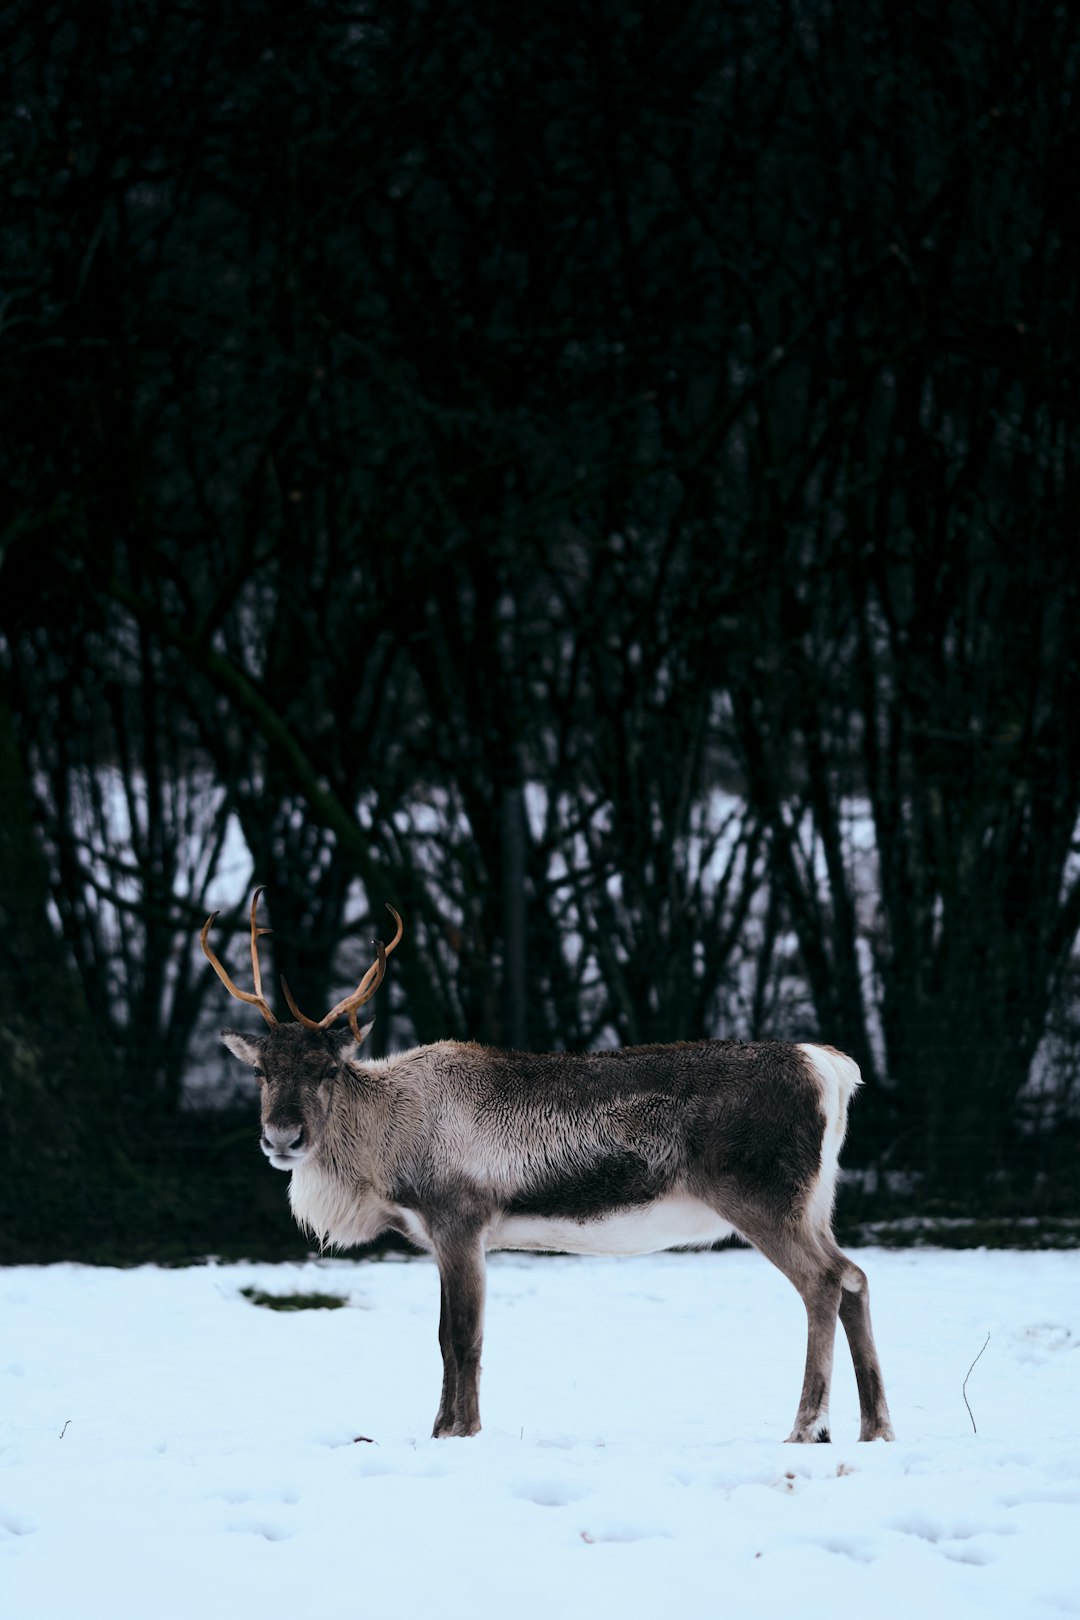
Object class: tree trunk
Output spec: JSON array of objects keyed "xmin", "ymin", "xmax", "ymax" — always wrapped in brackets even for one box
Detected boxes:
[{"xmin": 0, "ymin": 682, "xmax": 111, "ymax": 1166}]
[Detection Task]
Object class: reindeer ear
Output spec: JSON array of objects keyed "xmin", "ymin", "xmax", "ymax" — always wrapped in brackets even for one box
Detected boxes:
[
  {"xmin": 334, "ymin": 1018, "xmax": 374, "ymax": 1056},
  {"xmin": 221, "ymin": 1030, "xmax": 263, "ymax": 1066}
]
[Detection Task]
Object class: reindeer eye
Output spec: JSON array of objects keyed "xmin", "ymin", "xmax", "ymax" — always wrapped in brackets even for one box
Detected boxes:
[{"xmin": 252, "ymin": 1068, "xmax": 264, "ymax": 1080}]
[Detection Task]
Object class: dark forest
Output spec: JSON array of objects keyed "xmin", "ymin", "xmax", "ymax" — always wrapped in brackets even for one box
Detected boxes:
[{"xmin": 2, "ymin": 0, "xmax": 1079, "ymax": 1258}]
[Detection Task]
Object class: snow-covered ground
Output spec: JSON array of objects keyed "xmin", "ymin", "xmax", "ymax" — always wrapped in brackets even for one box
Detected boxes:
[{"xmin": 2, "ymin": 1249, "xmax": 1077, "ymax": 1620}]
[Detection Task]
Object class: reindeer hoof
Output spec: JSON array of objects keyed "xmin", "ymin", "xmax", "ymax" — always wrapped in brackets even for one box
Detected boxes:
[
  {"xmin": 432, "ymin": 1417, "xmax": 481, "ymax": 1438},
  {"xmin": 785, "ymin": 1423, "xmax": 831, "ymax": 1444}
]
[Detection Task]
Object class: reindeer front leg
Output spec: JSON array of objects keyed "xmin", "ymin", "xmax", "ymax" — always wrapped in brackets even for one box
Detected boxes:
[{"xmin": 431, "ymin": 1224, "xmax": 487, "ymax": 1437}]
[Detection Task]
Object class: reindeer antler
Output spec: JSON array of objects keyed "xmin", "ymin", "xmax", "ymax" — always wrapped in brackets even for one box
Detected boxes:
[
  {"xmin": 280, "ymin": 904, "xmax": 403, "ymax": 1042},
  {"xmin": 200, "ymin": 887, "xmax": 278, "ymax": 1028}
]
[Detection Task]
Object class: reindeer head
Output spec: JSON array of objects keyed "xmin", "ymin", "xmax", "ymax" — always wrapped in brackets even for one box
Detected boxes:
[{"xmin": 202, "ymin": 889, "xmax": 402, "ymax": 1169}]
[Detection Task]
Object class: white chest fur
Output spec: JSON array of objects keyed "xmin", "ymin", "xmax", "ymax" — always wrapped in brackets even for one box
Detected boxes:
[{"xmin": 288, "ymin": 1161, "xmax": 388, "ymax": 1248}]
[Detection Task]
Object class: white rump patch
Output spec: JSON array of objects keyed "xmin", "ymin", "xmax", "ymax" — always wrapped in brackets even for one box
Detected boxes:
[{"xmin": 797, "ymin": 1044, "xmax": 861, "ymax": 1233}]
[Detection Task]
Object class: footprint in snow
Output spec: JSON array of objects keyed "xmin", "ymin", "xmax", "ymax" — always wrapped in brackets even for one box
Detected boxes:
[
  {"xmin": 513, "ymin": 1479, "xmax": 589, "ymax": 1508},
  {"xmin": 997, "ymin": 1484, "xmax": 1080, "ymax": 1508},
  {"xmin": 225, "ymin": 1519, "xmax": 296, "ymax": 1542},
  {"xmin": 211, "ymin": 1487, "xmax": 299, "ymax": 1507},
  {"xmin": 580, "ymin": 1524, "xmax": 670, "ymax": 1544},
  {"xmin": 891, "ymin": 1511, "xmax": 1009, "ymax": 1562},
  {"xmin": 1017, "ymin": 1323, "xmax": 1075, "ymax": 1355},
  {"xmin": 819, "ymin": 1536, "xmax": 877, "ymax": 1564},
  {"xmin": 943, "ymin": 1544, "xmax": 995, "ymax": 1567},
  {"xmin": 0, "ymin": 1510, "xmax": 35, "ymax": 1538}
]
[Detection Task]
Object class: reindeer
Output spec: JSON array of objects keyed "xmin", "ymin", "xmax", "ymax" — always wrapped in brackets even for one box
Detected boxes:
[{"xmin": 203, "ymin": 890, "xmax": 894, "ymax": 1443}]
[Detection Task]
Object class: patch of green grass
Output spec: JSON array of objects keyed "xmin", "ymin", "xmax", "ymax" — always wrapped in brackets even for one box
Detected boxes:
[{"xmin": 240, "ymin": 1286, "xmax": 349, "ymax": 1311}]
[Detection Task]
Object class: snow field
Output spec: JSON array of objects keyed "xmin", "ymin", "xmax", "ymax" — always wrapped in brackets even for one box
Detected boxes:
[{"xmin": 1, "ymin": 1249, "xmax": 1077, "ymax": 1620}]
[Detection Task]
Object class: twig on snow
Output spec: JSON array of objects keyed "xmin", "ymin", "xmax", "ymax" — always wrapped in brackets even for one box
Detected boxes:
[{"xmin": 963, "ymin": 1332, "xmax": 991, "ymax": 1434}]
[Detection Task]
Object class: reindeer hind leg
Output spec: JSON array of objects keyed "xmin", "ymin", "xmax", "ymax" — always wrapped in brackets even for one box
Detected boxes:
[
  {"xmin": 726, "ymin": 1208, "xmax": 844, "ymax": 1443},
  {"xmin": 831, "ymin": 1248, "xmax": 894, "ymax": 1441}
]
